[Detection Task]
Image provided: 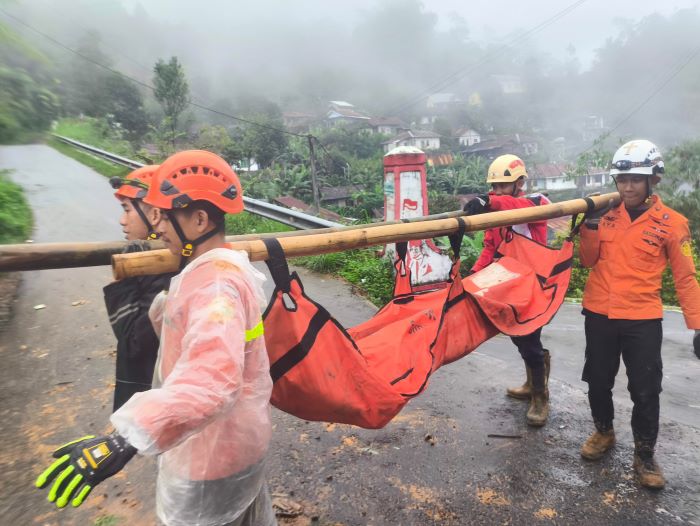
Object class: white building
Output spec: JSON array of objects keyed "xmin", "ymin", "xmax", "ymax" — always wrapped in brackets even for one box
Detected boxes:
[
  {"xmin": 456, "ymin": 127, "xmax": 481, "ymax": 147},
  {"xmin": 529, "ymin": 164, "xmax": 611, "ymax": 191},
  {"xmin": 382, "ymin": 130, "xmax": 441, "ymax": 153}
]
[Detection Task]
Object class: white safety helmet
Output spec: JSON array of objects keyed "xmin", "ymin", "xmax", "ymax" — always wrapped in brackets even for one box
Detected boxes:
[{"xmin": 610, "ymin": 140, "xmax": 664, "ymax": 181}]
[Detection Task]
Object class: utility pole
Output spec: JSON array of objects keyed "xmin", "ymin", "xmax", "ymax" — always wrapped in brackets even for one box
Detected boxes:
[{"xmin": 307, "ymin": 134, "xmax": 321, "ymax": 214}]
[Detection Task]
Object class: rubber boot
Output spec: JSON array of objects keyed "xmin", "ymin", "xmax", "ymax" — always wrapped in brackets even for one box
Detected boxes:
[
  {"xmin": 526, "ymin": 366, "xmax": 548, "ymax": 427},
  {"xmin": 633, "ymin": 441, "xmax": 665, "ymax": 489},
  {"xmin": 507, "ymin": 350, "xmax": 550, "ymax": 399},
  {"xmin": 506, "ymin": 364, "xmax": 532, "ymax": 400},
  {"xmin": 580, "ymin": 428, "xmax": 616, "ymax": 460}
]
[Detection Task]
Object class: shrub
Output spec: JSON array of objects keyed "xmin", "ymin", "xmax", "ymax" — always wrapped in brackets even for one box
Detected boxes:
[{"xmin": 0, "ymin": 170, "xmax": 32, "ymax": 244}]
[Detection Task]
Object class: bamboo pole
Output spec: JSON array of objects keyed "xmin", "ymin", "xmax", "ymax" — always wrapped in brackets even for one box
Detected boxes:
[
  {"xmin": 0, "ymin": 207, "xmax": 486, "ymax": 272},
  {"xmin": 113, "ymin": 193, "xmax": 619, "ymax": 280}
]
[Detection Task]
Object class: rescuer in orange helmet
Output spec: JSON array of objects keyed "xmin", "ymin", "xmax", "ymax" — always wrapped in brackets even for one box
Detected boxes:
[
  {"xmin": 105, "ymin": 165, "xmax": 174, "ymax": 410},
  {"xmin": 37, "ymin": 151, "xmax": 276, "ymax": 525}
]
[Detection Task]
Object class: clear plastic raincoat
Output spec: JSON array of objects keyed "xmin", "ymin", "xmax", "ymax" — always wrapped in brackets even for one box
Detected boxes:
[{"xmin": 111, "ymin": 248, "xmax": 275, "ymax": 526}]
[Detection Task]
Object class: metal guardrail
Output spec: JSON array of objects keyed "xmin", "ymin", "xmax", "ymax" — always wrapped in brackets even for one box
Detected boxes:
[{"xmin": 53, "ymin": 134, "xmax": 342, "ymax": 230}]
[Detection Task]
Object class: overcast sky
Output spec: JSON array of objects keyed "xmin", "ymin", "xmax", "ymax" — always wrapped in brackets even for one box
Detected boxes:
[{"xmin": 123, "ymin": 0, "xmax": 700, "ymax": 68}]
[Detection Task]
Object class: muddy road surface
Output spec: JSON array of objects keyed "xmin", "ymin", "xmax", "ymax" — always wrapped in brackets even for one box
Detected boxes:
[{"xmin": 1, "ymin": 145, "xmax": 698, "ymax": 525}]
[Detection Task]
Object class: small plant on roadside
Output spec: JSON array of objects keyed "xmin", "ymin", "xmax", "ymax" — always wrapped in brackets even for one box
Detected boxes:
[{"xmin": 0, "ymin": 170, "xmax": 32, "ymax": 244}]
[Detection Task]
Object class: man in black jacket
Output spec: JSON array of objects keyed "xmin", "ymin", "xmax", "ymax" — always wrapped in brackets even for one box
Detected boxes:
[{"xmin": 105, "ymin": 166, "xmax": 175, "ymax": 410}]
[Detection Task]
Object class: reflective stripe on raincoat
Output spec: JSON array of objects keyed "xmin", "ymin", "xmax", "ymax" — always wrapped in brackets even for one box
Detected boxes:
[{"xmin": 111, "ymin": 248, "xmax": 273, "ymax": 526}]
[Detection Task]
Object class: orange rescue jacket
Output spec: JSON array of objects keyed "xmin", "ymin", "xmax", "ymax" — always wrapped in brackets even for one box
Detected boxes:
[{"xmin": 579, "ymin": 195, "xmax": 700, "ymax": 328}]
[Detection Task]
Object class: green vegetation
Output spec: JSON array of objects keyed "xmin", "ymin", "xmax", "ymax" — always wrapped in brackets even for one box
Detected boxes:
[
  {"xmin": 225, "ymin": 212, "xmax": 294, "ymax": 236},
  {"xmin": 0, "ymin": 170, "xmax": 32, "ymax": 244},
  {"xmin": 47, "ymin": 137, "xmax": 130, "ymax": 180},
  {"xmin": 294, "ymin": 249, "xmax": 394, "ymax": 307},
  {"xmin": 153, "ymin": 56, "xmax": 190, "ymax": 153},
  {"xmin": 225, "ymin": 212, "xmax": 394, "ymax": 306},
  {"xmin": 0, "ymin": 22, "xmax": 59, "ymax": 143},
  {"xmin": 54, "ymin": 117, "xmax": 137, "ymax": 158}
]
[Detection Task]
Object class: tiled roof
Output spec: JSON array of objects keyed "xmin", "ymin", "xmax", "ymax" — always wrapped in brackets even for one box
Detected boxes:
[
  {"xmin": 531, "ymin": 164, "xmax": 568, "ymax": 179},
  {"xmin": 382, "ymin": 129, "xmax": 440, "ymax": 144}
]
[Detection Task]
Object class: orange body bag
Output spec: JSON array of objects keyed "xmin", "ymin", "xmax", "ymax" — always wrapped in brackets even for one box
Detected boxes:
[{"xmin": 262, "ymin": 228, "xmax": 573, "ymax": 429}]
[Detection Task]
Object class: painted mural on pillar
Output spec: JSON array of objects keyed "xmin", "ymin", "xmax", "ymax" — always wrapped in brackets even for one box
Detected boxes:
[{"xmin": 383, "ymin": 146, "xmax": 452, "ymax": 287}]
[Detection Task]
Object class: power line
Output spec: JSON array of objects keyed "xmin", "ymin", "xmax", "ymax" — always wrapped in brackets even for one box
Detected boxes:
[
  {"xmin": 385, "ymin": 0, "xmax": 588, "ymax": 116},
  {"xmin": 578, "ymin": 45, "xmax": 700, "ymax": 157},
  {"xmin": 314, "ymin": 137, "xmax": 350, "ymax": 172},
  {"xmin": 604, "ymin": 47, "xmax": 700, "ymax": 138},
  {"xmin": 0, "ymin": 7, "xmax": 306, "ymax": 139}
]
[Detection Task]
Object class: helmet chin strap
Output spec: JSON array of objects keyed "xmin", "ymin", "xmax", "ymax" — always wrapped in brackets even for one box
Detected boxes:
[
  {"xmin": 131, "ymin": 199, "xmax": 159, "ymax": 240},
  {"xmin": 166, "ymin": 211, "xmax": 224, "ymax": 270}
]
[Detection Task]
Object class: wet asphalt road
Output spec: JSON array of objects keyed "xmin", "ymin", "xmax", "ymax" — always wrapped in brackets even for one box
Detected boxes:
[{"xmin": 0, "ymin": 145, "xmax": 698, "ymax": 526}]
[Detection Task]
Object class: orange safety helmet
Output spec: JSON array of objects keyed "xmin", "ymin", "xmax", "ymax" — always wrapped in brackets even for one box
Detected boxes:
[
  {"xmin": 110, "ymin": 165, "xmax": 160, "ymax": 200},
  {"xmin": 145, "ymin": 150, "xmax": 243, "ymax": 214}
]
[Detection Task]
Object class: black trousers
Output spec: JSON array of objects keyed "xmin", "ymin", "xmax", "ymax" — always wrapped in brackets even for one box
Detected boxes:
[
  {"xmin": 511, "ymin": 328, "xmax": 545, "ymax": 370},
  {"xmin": 582, "ymin": 311, "xmax": 663, "ymax": 445}
]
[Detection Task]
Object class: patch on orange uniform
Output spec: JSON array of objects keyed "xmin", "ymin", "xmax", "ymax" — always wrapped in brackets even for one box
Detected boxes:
[{"xmin": 680, "ymin": 240, "xmax": 693, "ymax": 258}]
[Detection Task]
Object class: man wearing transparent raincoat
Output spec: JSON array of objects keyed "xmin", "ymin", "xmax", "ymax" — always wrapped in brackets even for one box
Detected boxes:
[{"xmin": 36, "ymin": 150, "xmax": 277, "ymax": 526}]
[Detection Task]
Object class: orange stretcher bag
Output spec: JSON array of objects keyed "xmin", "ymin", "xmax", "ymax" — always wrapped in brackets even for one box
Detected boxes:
[{"xmin": 262, "ymin": 223, "xmax": 573, "ymax": 429}]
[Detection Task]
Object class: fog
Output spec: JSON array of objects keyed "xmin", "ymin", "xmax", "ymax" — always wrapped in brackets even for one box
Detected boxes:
[{"xmin": 4, "ymin": 0, "xmax": 700, "ymax": 148}]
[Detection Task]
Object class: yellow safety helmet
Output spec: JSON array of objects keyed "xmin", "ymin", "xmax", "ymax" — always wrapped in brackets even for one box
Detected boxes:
[{"xmin": 486, "ymin": 154, "xmax": 528, "ymax": 184}]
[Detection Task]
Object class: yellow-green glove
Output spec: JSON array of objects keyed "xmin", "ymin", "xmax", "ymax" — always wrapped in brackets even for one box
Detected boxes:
[{"xmin": 35, "ymin": 434, "xmax": 136, "ymax": 508}]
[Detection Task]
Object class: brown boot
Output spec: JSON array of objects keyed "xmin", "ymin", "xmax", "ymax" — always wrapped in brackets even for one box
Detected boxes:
[
  {"xmin": 526, "ymin": 389, "xmax": 549, "ymax": 427},
  {"xmin": 506, "ymin": 365, "xmax": 532, "ymax": 399},
  {"xmin": 507, "ymin": 350, "xmax": 550, "ymax": 399},
  {"xmin": 633, "ymin": 442, "xmax": 665, "ymax": 489},
  {"xmin": 580, "ymin": 429, "xmax": 616, "ymax": 460}
]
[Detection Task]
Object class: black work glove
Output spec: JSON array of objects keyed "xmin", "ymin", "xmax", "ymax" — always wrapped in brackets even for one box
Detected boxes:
[
  {"xmin": 122, "ymin": 240, "xmax": 152, "ymax": 254},
  {"xmin": 463, "ymin": 194, "xmax": 490, "ymax": 216},
  {"xmin": 694, "ymin": 330, "xmax": 700, "ymax": 360},
  {"xmin": 584, "ymin": 198, "xmax": 614, "ymax": 230},
  {"xmin": 35, "ymin": 434, "xmax": 136, "ymax": 508}
]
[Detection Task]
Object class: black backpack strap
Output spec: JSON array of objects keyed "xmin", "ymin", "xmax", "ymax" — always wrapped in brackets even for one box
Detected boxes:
[
  {"xmin": 263, "ymin": 238, "xmax": 291, "ymax": 293},
  {"xmin": 396, "ymin": 241, "xmax": 408, "ymax": 262},
  {"xmin": 449, "ymin": 217, "xmax": 467, "ymax": 258}
]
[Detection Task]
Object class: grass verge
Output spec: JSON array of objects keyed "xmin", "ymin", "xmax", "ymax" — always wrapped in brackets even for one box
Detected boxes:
[
  {"xmin": 0, "ymin": 169, "xmax": 33, "ymax": 332},
  {"xmin": 226, "ymin": 213, "xmax": 393, "ymax": 306},
  {"xmin": 47, "ymin": 137, "xmax": 130, "ymax": 179},
  {"xmin": 54, "ymin": 117, "xmax": 136, "ymax": 157},
  {"xmin": 0, "ymin": 169, "xmax": 32, "ymax": 243},
  {"xmin": 293, "ymin": 249, "xmax": 394, "ymax": 306}
]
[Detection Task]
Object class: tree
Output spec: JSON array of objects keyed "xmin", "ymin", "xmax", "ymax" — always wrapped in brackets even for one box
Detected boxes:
[
  {"xmin": 63, "ymin": 31, "xmax": 112, "ymax": 117},
  {"xmin": 194, "ymin": 125, "xmax": 233, "ymax": 156},
  {"xmin": 0, "ymin": 22, "xmax": 59, "ymax": 142},
  {"xmin": 274, "ymin": 164, "xmax": 312, "ymax": 201},
  {"xmin": 153, "ymin": 57, "xmax": 190, "ymax": 145},
  {"xmin": 569, "ymin": 137, "xmax": 613, "ymax": 197},
  {"xmin": 429, "ymin": 156, "xmax": 488, "ymax": 195},
  {"xmin": 0, "ymin": 67, "xmax": 59, "ymax": 142},
  {"xmin": 658, "ymin": 140, "xmax": 700, "ymax": 246},
  {"xmin": 96, "ymin": 74, "xmax": 148, "ymax": 140}
]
